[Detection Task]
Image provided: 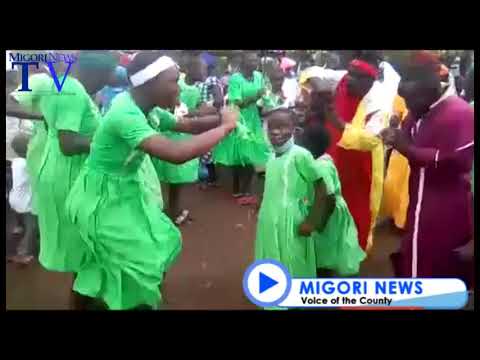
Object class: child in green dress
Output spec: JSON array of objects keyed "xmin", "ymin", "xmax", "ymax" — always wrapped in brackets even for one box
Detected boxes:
[
  {"xmin": 257, "ymin": 66, "xmax": 289, "ymax": 114},
  {"xmin": 154, "ymin": 55, "xmax": 218, "ymax": 224},
  {"xmin": 256, "ymin": 108, "xmax": 365, "ymax": 281},
  {"xmin": 299, "ymin": 123, "xmax": 366, "ymax": 277},
  {"xmin": 214, "ymin": 51, "xmax": 271, "ymax": 206},
  {"xmin": 255, "ymin": 108, "xmax": 326, "ymax": 278}
]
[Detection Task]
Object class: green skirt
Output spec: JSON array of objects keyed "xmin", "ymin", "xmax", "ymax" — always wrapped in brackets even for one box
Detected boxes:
[
  {"xmin": 26, "ymin": 124, "xmax": 47, "ymax": 215},
  {"xmin": 213, "ymin": 120, "xmax": 271, "ymax": 167},
  {"xmin": 255, "ymin": 198, "xmax": 317, "ymax": 278},
  {"xmin": 66, "ymin": 162, "xmax": 182, "ymax": 310},
  {"xmin": 153, "ymin": 131, "xmax": 199, "ymax": 184},
  {"xmin": 312, "ymin": 196, "xmax": 366, "ymax": 275},
  {"xmin": 36, "ymin": 135, "xmax": 89, "ymax": 272}
]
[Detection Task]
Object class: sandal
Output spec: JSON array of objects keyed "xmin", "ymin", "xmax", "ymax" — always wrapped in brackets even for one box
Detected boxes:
[
  {"xmin": 238, "ymin": 195, "xmax": 258, "ymax": 206},
  {"xmin": 175, "ymin": 210, "xmax": 190, "ymax": 226}
]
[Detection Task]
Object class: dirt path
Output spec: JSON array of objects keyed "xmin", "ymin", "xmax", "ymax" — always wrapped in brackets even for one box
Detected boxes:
[{"xmin": 5, "ymin": 169, "xmax": 401, "ymax": 310}]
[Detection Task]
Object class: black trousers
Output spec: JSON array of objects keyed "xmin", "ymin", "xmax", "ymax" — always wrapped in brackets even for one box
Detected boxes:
[{"xmin": 206, "ymin": 163, "xmax": 217, "ymax": 183}]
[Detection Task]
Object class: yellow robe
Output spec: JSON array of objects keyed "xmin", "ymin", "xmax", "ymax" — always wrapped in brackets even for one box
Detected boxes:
[
  {"xmin": 338, "ymin": 102, "xmax": 387, "ymax": 252},
  {"xmin": 380, "ymin": 96, "xmax": 410, "ymax": 229}
]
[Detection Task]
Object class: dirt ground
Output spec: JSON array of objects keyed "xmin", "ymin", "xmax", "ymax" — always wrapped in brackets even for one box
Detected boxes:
[{"xmin": 4, "ymin": 167, "xmax": 412, "ymax": 310}]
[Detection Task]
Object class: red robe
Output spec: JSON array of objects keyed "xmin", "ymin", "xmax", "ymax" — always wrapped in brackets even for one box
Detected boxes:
[{"xmin": 330, "ymin": 76, "xmax": 373, "ymax": 251}]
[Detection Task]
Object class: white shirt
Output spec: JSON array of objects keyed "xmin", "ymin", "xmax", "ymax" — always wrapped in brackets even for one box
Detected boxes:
[
  {"xmin": 362, "ymin": 62, "xmax": 401, "ymax": 136},
  {"xmin": 9, "ymin": 158, "xmax": 32, "ymax": 214},
  {"xmin": 282, "ymin": 77, "xmax": 299, "ymax": 107},
  {"xmin": 300, "ymin": 63, "xmax": 400, "ymax": 136},
  {"xmin": 6, "ymin": 116, "xmax": 34, "ymax": 161},
  {"xmin": 6, "ymin": 116, "xmax": 20, "ymax": 161}
]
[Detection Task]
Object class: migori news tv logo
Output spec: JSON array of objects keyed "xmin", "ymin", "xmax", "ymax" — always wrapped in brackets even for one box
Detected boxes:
[
  {"xmin": 243, "ymin": 259, "xmax": 469, "ymax": 309},
  {"xmin": 8, "ymin": 51, "xmax": 77, "ymax": 93}
]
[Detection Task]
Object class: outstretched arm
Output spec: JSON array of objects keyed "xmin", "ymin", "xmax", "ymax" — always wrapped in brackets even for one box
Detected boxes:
[
  {"xmin": 141, "ymin": 108, "xmax": 238, "ymax": 164},
  {"xmin": 174, "ymin": 113, "xmax": 222, "ymax": 135},
  {"xmin": 6, "ymin": 95, "xmax": 44, "ymax": 121}
]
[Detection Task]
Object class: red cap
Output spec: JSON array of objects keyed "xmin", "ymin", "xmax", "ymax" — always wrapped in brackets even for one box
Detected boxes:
[{"xmin": 350, "ymin": 59, "xmax": 379, "ymax": 79}]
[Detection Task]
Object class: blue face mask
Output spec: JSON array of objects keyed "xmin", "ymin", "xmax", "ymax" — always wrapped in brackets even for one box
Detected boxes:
[{"xmin": 272, "ymin": 136, "xmax": 294, "ymax": 155}]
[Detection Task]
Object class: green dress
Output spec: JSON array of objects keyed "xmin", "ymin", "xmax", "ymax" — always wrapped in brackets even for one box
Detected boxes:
[
  {"xmin": 255, "ymin": 145, "xmax": 320, "ymax": 278},
  {"xmin": 154, "ymin": 78, "xmax": 200, "ymax": 184},
  {"xmin": 11, "ymin": 73, "xmax": 51, "ymax": 215},
  {"xmin": 36, "ymin": 76, "xmax": 100, "ymax": 272},
  {"xmin": 146, "ymin": 107, "xmax": 178, "ymax": 188},
  {"xmin": 66, "ymin": 92, "xmax": 181, "ymax": 310},
  {"xmin": 257, "ymin": 91, "xmax": 284, "ymax": 111},
  {"xmin": 310, "ymin": 155, "xmax": 366, "ymax": 276},
  {"xmin": 213, "ymin": 71, "xmax": 271, "ymax": 166}
]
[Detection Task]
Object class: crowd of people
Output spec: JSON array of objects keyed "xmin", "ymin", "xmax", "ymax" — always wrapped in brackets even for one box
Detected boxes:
[{"xmin": 5, "ymin": 49, "xmax": 474, "ymax": 310}]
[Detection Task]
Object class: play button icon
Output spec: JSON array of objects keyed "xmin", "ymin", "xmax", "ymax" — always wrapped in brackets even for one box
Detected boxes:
[
  {"xmin": 259, "ymin": 272, "xmax": 278, "ymax": 293},
  {"xmin": 243, "ymin": 259, "xmax": 292, "ymax": 308}
]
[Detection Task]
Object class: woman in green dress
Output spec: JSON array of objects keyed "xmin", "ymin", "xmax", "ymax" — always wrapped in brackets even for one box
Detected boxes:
[
  {"xmin": 7, "ymin": 58, "xmax": 75, "ymax": 215},
  {"xmin": 8, "ymin": 71, "xmax": 51, "ymax": 216},
  {"xmin": 154, "ymin": 54, "xmax": 216, "ymax": 224},
  {"xmin": 213, "ymin": 51, "xmax": 271, "ymax": 205},
  {"xmin": 34, "ymin": 51, "xmax": 117, "ymax": 280},
  {"xmin": 66, "ymin": 51, "xmax": 238, "ymax": 310}
]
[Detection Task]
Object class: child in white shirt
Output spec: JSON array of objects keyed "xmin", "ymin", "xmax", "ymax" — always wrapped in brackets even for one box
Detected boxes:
[{"xmin": 7, "ymin": 133, "xmax": 37, "ymax": 265}]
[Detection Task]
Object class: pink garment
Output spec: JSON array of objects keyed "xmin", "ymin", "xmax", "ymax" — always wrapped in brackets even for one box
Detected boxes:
[{"xmin": 280, "ymin": 57, "xmax": 296, "ymax": 72}]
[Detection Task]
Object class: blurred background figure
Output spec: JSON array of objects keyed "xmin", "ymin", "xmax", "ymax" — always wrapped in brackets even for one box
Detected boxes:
[
  {"xmin": 97, "ymin": 65, "xmax": 130, "ymax": 115},
  {"xmin": 7, "ymin": 133, "xmax": 37, "ymax": 266}
]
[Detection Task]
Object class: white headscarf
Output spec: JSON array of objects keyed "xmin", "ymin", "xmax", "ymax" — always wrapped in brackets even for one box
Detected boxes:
[{"xmin": 299, "ymin": 66, "xmax": 347, "ymax": 93}]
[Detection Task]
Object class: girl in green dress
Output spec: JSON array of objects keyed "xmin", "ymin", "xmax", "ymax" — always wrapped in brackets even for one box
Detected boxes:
[
  {"xmin": 33, "ymin": 51, "xmax": 117, "ymax": 305},
  {"xmin": 154, "ymin": 55, "xmax": 215, "ymax": 224},
  {"xmin": 255, "ymin": 108, "xmax": 321, "ymax": 280},
  {"xmin": 213, "ymin": 51, "xmax": 271, "ymax": 206},
  {"xmin": 256, "ymin": 108, "xmax": 365, "ymax": 287},
  {"xmin": 66, "ymin": 51, "xmax": 239, "ymax": 310},
  {"xmin": 299, "ymin": 123, "xmax": 366, "ymax": 276}
]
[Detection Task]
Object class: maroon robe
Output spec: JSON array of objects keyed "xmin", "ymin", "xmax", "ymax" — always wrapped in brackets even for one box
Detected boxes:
[{"xmin": 391, "ymin": 96, "xmax": 474, "ymax": 284}]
